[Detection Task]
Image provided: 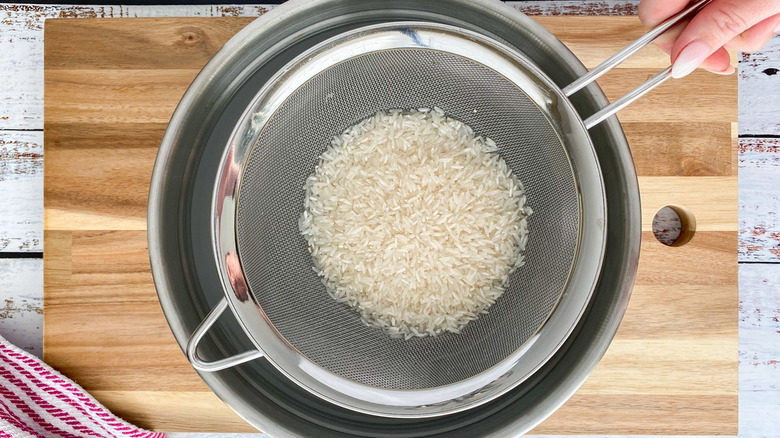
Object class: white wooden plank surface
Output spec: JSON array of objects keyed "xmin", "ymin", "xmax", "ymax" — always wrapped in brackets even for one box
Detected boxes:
[
  {"xmin": 738, "ymin": 264, "xmax": 780, "ymax": 438},
  {"xmin": 740, "ymin": 37, "xmax": 780, "ymax": 136},
  {"xmin": 739, "ymin": 138, "xmax": 780, "ymax": 262},
  {"xmin": 739, "ymin": 390, "xmax": 780, "ymax": 438},
  {"xmin": 510, "ymin": 0, "xmax": 638, "ymax": 15},
  {"xmin": 0, "ymin": 259, "xmax": 42, "ymax": 358},
  {"xmin": 739, "ymin": 264, "xmax": 780, "ymax": 391},
  {"xmin": 0, "ymin": 131, "xmax": 42, "ymax": 253}
]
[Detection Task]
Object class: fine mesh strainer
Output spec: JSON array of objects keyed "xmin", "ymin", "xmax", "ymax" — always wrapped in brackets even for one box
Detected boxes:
[{"xmin": 186, "ymin": 1, "xmax": 708, "ymax": 419}]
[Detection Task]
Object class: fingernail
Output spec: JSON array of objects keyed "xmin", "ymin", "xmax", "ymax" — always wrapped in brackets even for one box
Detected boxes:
[
  {"xmin": 707, "ymin": 65, "xmax": 736, "ymax": 76},
  {"xmin": 672, "ymin": 40, "xmax": 713, "ymax": 79}
]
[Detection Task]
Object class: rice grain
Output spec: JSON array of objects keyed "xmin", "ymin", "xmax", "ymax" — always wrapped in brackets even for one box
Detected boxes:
[{"xmin": 300, "ymin": 108, "xmax": 531, "ymax": 339}]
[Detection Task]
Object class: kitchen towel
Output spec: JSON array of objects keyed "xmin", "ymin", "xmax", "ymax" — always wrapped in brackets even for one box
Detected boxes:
[{"xmin": 0, "ymin": 334, "xmax": 164, "ymax": 438}]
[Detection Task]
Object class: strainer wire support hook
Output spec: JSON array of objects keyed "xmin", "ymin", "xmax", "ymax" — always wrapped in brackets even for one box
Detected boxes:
[
  {"xmin": 186, "ymin": 297, "xmax": 265, "ymax": 372},
  {"xmin": 563, "ymin": 0, "xmax": 713, "ymax": 129}
]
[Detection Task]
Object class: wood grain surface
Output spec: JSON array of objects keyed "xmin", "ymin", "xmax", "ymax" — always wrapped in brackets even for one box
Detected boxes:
[
  {"xmin": 43, "ymin": 16, "xmax": 737, "ymax": 435},
  {"xmin": 6, "ymin": 0, "xmax": 776, "ymax": 258},
  {"xmin": 0, "ymin": 1, "xmax": 642, "ymax": 130}
]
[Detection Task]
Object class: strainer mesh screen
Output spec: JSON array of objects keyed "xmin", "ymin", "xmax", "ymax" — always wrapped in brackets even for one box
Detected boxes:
[{"xmin": 236, "ymin": 49, "xmax": 578, "ymax": 390}]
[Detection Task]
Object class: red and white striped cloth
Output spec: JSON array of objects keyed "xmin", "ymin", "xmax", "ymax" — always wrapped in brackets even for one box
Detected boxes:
[{"xmin": 0, "ymin": 334, "xmax": 165, "ymax": 438}]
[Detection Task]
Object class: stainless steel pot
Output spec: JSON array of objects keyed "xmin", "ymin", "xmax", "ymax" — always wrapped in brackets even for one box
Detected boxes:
[{"xmin": 148, "ymin": 0, "xmax": 641, "ymax": 435}]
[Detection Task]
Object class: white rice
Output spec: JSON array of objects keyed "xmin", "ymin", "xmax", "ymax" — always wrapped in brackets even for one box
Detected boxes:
[{"xmin": 299, "ymin": 108, "xmax": 531, "ymax": 339}]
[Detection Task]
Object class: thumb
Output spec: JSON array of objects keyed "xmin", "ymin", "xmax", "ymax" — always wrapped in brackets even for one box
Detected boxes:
[{"xmin": 671, "ymin": 0, "xmax": 780, "ymax": 78}]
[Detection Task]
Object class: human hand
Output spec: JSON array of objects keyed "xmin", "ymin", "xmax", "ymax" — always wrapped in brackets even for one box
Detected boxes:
[{"xmin": 638, "ymin": 0, "xmax": 780, "ymax": 78}]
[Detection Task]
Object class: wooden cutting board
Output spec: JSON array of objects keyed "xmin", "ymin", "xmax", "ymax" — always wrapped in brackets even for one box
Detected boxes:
[{"xmin": 43, "ymin": 17, "xmax": 738, "ymax": 435}]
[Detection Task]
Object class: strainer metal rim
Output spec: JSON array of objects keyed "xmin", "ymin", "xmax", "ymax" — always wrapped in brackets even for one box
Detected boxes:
[{"xmin": 210, "ymin": 21, "xmax": 607, "ymax": 418}]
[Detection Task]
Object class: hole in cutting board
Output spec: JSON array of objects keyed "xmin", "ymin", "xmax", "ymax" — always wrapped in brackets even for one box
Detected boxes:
[{"xmin": 652, "ymin": 205, "xmax": 696, "ymax": 247}]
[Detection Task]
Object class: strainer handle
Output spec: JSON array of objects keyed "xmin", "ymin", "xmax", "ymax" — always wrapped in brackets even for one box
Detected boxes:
[
  {"xmin": 562, "ymin": 0, "xmax": 713, "ymax": 129},
  {"xmin": 186, "ymin": 297, "xmax": 264, "ymax": 372}
]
